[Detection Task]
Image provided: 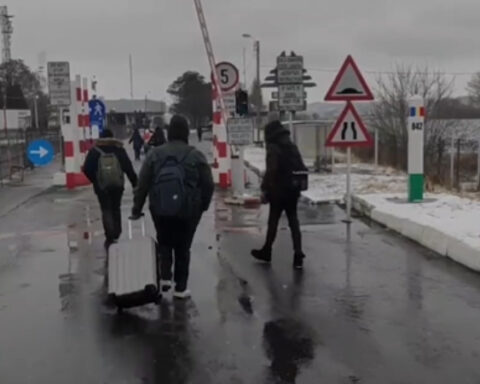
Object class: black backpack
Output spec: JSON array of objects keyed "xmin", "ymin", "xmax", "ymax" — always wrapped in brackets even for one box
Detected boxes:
[
  {"xmin": 279, "ymin": 142, "xmax": 309, "ymax": 192},
  {"xmin": 150, "ymin": 149, "xmax": 194, "ymax": 218}
]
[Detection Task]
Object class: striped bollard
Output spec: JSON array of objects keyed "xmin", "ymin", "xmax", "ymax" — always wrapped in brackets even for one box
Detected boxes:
[{"xmin": 408, "ymin": 95, "xmax": 425, "ymax": 202}]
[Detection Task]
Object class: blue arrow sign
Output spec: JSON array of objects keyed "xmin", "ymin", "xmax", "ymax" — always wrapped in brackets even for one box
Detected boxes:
[
  {"xmin": 27, "ymin": 139, "xmax": 55, "ymax": 167},
  {"xmin": 89, "ymin": 99, "xmax": 106, "ymax": 134}
]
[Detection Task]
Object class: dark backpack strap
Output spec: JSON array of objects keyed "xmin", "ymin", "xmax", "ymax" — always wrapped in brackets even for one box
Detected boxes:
[{"xmin": 179, "ymin": 147, "xmax": 195, "ymax": 164}]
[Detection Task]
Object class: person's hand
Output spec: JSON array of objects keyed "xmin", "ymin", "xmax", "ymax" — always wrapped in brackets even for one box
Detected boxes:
[{"xmin": 129, "ymin": 212, "xmax": 144, "ymax": 221}]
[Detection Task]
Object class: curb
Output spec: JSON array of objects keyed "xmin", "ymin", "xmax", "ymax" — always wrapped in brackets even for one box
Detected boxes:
[{"xmin": 353, "ymin": 194, "xmax": 480, "ymax": 273}]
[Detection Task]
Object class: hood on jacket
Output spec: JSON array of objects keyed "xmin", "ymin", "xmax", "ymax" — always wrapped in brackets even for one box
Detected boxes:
[
  {"xmin": 265, "ymin": 120, "xmax": 290, "ymax": 144},
  {"xmin": 96, "ymin": 138, "xmax": 123, "ymax": 147}
]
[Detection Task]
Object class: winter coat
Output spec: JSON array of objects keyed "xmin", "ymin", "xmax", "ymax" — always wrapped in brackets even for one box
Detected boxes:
[
  {"xmin": 147, "ymin": 127, "xmax": 166, "ymax": 148},
  {"xmin": 132, "ymin": 140, "xmax": 214, "ymax": 218},
  {"xmin": 83, "ymin": 138, "xmax": 138, "ymax": 195},
  {"xmin": 129, "ymin": 129, "xmax": 144, "ymax": 150},
  {"xmin": 261, "ymin": 121, "xmax": 306, "ymax": 201}
]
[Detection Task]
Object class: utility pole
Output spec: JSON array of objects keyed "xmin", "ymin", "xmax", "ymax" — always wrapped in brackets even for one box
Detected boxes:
[
  {"xmin": 254, "ymin": 40, "xmax": 261, "ymax": 142},
  {"xmin": 129, "ymin": 54, "xmax": 134, "ymax": 99},
  {"xmin": 0, "ymin": 6, "xmax": 13, "ymax": 63}
]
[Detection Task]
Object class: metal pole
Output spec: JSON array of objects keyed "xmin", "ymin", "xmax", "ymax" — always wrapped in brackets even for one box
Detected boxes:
[
  {"xmin": 477, "ymin": 137, "xmax": 480, "ymax": 189},
  {"xmin": 255, "ymin": 40, "xmax": 261, "ymax": 143},
  {"xmin": 346, "ymin": 147, "xmax": 352, "ymax": 222},
  {"xmin": 374, "ymin": 127, "xmax": 379, "ymax": 169},
  {"xmin": 289, "ymin": 111, "xmax": 295, "ymax": 145},
  {"xmin": 450, "ymin": 132, "xmax": 455, "ymax": 189},
  {"xmin": 242, "ymin": 47, "xmax": 247, "ymax": 86},
  {"xmin": 34, "ymin": 96, "xmax": 39, "ymax": 129},
  {"xmin": 129, "ymin": 54, "xmax": 134, "ymax": 99},
  {"xmin": 3, "ymin": 85, "xmax": 10, "ymax": 173}
]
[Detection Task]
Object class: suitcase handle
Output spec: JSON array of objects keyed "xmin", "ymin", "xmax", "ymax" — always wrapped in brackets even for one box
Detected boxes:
[{"xmin": 128, "ymin": 216, "xmax": 146, "ymax": 240}]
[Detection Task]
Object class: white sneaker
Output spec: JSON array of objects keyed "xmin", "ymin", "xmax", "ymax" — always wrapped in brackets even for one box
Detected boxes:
[
  {"xmin": 160, "ymin": 280, "xmax": 172, "ymax": 292},
  {"xmin": 173, "ymin": 289, "xmax": 191, "ymax": 300}
]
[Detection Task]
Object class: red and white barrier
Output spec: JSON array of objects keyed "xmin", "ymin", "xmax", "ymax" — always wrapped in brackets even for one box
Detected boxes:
[
  {"xmin": 55, "ymin": 75, "xmax": 91, "ymax": 189},
  {"xmin": 212, "ymin": 83, "xmax": 231, "ymax": 189}
]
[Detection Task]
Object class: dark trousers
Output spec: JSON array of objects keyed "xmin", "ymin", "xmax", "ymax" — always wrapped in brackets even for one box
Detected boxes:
[
  {"xmin": 265, "ymin": 194, "xmax": 302, "ymax": 254},
  {"xmin": 153, "ymin": 215, "xmax": 200, "ymax": 292},
  {"xmin": 97, "ymin": 189, "xmax": 123, "ymax": 242},
  {"xmin": 133, "ymin": 146, "xmax": 142, "ymax": 160}
]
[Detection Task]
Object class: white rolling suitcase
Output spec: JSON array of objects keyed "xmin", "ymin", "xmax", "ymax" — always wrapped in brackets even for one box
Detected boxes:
[{"xmin": 108, "ymin": 217, "xmax": 160, "ymax": 310}]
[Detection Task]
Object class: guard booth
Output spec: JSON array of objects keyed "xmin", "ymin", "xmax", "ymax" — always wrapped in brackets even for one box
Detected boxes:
[{"xmin": 281, "ymin": 120, "xmax": 335, "ymax": 172}]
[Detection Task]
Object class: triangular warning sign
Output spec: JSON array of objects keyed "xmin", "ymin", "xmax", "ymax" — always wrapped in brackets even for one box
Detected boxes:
[
  {"xmin": 326, "ymin": 102, "xmax": 373, "ymax": 147},
  {"xmin": 325, "ymin": 55, "xmax": 374, "ymax": 101}
]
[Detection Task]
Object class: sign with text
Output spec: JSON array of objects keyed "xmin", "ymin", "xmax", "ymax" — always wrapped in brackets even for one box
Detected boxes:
[
  {"xmin": 277, "ymin": 55, "xmax": 304, "ymax": 84},
  {"xmin": 227, "ymin": 117, "xmax": 254, "ymax": 146},
  {"xmin": 279, "ymin": 84, "xmax": 305, "ymax": 110},
  {"xmin": 47, "ymin": 62, "xmax": 71, "ymax": 106}
]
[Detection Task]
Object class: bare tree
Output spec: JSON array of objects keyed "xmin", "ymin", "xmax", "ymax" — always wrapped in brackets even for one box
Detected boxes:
[
  {"xmin": 467, "ymin": 72, "xmax": 480, "ymax": 106},
  {"xmin": 371, "ymin": 65, "xmax": 454, "ymax": 175}
]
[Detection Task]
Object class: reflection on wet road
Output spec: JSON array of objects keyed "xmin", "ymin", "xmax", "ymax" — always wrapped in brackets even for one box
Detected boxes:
[{"xmin": 2, "ymin": 167, "xmax": 480, "ymax": 382}]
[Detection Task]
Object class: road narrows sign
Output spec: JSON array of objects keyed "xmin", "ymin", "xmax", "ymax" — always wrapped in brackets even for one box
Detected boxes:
[
  {"xmin": 215, "ymin": 62, "xmax": 240, "ymax": 92},
  {"xmin": 326, "ymin": 102, "xmax": 373, "ymax": 147},
  {"xmin": 325, "ymin": 55, "xmax": 374, "ymax": 101}
]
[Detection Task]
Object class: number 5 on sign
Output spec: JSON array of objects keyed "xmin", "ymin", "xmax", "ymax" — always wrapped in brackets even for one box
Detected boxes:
[{"xmin": 214, "ymin": 62, "xmax": 239, "ymax": 92}]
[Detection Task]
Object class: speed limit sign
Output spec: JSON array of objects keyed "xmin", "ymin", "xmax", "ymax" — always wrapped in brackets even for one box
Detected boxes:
[{"xmin": 214, "ymin": 62, "xmax": 240, "ymax": 92}]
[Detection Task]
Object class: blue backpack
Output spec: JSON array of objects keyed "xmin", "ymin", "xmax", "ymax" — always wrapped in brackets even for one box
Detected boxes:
[{"xmin": 150, "ymin": 149, "xmax": 194, "ymax": 218}]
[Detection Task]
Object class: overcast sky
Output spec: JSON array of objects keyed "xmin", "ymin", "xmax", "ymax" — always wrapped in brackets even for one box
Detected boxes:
[{"xmin": 9, "ymin": 0, "xmax": 480, "ymax": 103}]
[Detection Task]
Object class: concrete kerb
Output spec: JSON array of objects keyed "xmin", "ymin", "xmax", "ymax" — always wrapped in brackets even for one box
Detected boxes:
[{"xmin": 354, "ymin": 194, "xmax": 480, "ymax": 273}]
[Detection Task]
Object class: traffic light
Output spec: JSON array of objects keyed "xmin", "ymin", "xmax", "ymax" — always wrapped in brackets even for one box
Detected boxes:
[{"xmin": 235, "ymin": 89, "xmax": 249, "ymax": 116}]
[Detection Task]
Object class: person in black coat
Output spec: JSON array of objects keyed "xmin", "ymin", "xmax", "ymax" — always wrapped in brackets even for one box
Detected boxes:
[
  {"xmin": 251, "ymin": 120, "xmax": 306, "ymax": 269},
  {"xmin": 129, "ymin": 127, "xmax": 144, "ymax": 161},
  {"xmin": 147, "ymin": 126, "xmax": 167, "ymax": 148},
  {"xmin": 83, "ymin": 129, "xmax": 138, "ymax": 250}
]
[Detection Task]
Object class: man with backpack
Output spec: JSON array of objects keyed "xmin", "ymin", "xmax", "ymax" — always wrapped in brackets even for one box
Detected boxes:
[
  {"xmin": 131, "ymin": 115, "xmax": 214, "ymax": 299},
  {"xmin": 83, "ymin": 129, "xmax": 138, "ymax": 250},
  {"xmin": 251, "ymin": 120, "xmax": 308, "ymax": 269}
]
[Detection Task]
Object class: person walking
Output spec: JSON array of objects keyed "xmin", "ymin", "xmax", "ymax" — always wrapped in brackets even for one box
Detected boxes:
[
  {"xmin": 83, "ymin": 129, "xmax": 138, "ymax": 250},
  {"xmin": 251, "ymin": 120, "xmax": 307, "ymax": 269},
  {"xmin": 131, "ymin": 115, "xmax": 214, "ymax": 299},
  {"xmin": 129, "ymin": 127, "xmax": 144, "ymax": 161},
  {"xmin": 147, "ymin": 126, "xmax": 166, "ymax": 148}
]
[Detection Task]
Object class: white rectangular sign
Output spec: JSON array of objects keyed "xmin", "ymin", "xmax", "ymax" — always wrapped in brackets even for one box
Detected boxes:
[
  {"xmin": 47, "ymin": 62, "xmax": 71, "ymax": 106},
  {"xmin": 223, "ymin": 92, "xmax": 236, "ymax": 114},
  {"xmin": 277, "ymin": 56, "xmax": 304, "ymax": 84},
  {"xmin": 227, "ymin": 117, "xmax": 254, "ymax": 146},
  {"xmin": 279, "ymin": 84, "xmax": 305, "ymax": 109}
]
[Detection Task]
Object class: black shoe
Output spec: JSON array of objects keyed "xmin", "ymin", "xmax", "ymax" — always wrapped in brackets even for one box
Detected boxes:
[
  {"xmin": 293, "ymin": 253, "xmax": 305, "ymax": 269},
  {"xmin": 251, "ymin": 248, "xmax": 272, "ymax": 263}
]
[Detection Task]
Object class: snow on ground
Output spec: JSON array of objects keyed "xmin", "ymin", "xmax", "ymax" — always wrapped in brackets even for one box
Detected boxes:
[
  {"xmin": 244, "ymin": 147, "xmax": 406, "ymax": 203},
  {"xmin": 354, "ymin": 193, "xmax": 480, "ymax": 272}
]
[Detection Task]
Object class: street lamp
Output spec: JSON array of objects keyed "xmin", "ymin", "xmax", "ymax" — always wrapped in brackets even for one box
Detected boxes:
[
  {"xmin": 33, "ymin": 94, "xmax": 39, "ymax": 130},
  {"xmin": 242, "ymin": 33, "xmax": 262, "ymax": 142}
]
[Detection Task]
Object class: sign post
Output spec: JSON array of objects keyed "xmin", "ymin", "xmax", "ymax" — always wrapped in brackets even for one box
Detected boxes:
[
  {"xmin": 227, "ymin": 117, "xmax": 254, "ymax": 197},
  {"xmin": 408, "ymin": 95, "xmax": 425, "ymax": 202},
  {"xmin": 325, "ymin": 56, "xmax": 374, "ymax": 222}
]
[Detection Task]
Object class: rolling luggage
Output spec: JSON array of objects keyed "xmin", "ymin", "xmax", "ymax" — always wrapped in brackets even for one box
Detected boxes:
[{"xmin": 108, "ymin": 217, "xmax": 160, "ymax": 310}]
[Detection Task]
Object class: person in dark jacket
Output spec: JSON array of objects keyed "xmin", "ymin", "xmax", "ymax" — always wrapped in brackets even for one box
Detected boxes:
[
  {"xmin": 131, "ymin": 115, "xmax": 214, "ymax": 299},
  {"xmin": 251, "ymin": 120, "xmax": 306, "ymax": 269},
  {"xmin": 147, "ymin": 126, "xmax": 166, "ymax": 148},
  {"xmin": 83, "ymin": 129, "xmax": 138, "ymax": 250},
  {"xmin": 129, "ymin": 127, "xmax": 144, "ymax": 161}
]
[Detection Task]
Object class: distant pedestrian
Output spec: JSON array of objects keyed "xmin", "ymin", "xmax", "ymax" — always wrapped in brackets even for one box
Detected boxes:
[
  {"xmin": 129, "ymin": 127, "xmax": 144, "ymax": 161},
  {"xmin": 197, "ymin": 126, "xmax": 203, "ymax": 142},
  {"xmin": 251, "ymin": 120, "xmax": 308, "ymax": 269},
  {"xmin": 83, "ymin": 129, "xmax": 138, "ymax": 250},
  {"xmin": 131, "ymin": 115, "xmax": 214, "ymax": 299},
  {"xmin": 147, "ymin": 126, "xmax": 166, "ymax": 148}
]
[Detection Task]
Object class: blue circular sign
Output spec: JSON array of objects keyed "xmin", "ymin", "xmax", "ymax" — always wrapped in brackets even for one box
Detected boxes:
[{"xmin": 27, "ymin": 139, "xmax": 55, "ymax": 167}]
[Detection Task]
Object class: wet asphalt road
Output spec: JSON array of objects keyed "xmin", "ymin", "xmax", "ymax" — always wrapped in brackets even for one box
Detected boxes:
[{"xmin": 2, "ymin": 140, "xmax": 480, "ymax": 383}]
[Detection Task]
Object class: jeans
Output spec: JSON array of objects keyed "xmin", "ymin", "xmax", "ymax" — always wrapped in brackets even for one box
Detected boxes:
[
  {"xmin": 153, "ymin": 215, "xmax": 200, "ymax": 292},
  {"xmin": 97, "ymin": 189, "xmax": 123, "ymax": 242},
  {"xmin": 264, "ymin": 194, "xmax": 302, "ymax": 254}
]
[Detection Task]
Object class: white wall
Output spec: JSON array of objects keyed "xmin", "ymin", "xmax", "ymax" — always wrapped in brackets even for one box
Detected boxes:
[{"xmin": 0, "ymin": 110, "xmax": 31, "ymax": 130}]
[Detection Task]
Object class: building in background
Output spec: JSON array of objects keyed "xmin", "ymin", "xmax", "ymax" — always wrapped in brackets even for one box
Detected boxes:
[
  {"xmin": 0, "ymin": 84, "xmax": 31, "ymax": 130},
  {"xmin": 105, "ymin": 99, "xmax": 167, "ymax": 130}
]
